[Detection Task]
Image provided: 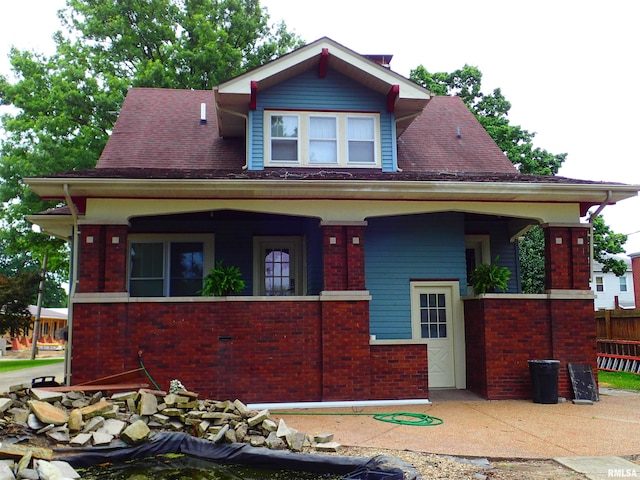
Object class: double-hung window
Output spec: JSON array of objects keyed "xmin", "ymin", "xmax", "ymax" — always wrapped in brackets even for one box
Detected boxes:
[
  {"xmin": 620, "ymin": 276, "xmax": 628, "ymax": 292},
  {"xmin": 129, "ymin": 234, "xmax": 214, "ymax": 297},
  {"xmin": 309, "ymin": 116, "xmax": 337, "ymax": 164},
  {"xmin": 270, "ymin": 114, "xmax": 299, "ymax": 162},
  {"xmin": 347, "ymin": 117, "xmax": 375, "ymax": 164},
  {"xmin": 265, "ymin": 111, "xmax": 380, "ymax": 167}
]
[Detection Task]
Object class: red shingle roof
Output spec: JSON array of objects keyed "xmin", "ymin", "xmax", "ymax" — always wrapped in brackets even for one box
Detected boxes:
[
  {"xmin": 397, "ymin": 96, "xmax": 517, "ymax": 174},
  {"xmin": 96, "ymin": 88, "xmax": 517, "ymax": 175},
  {"xmin": 97, "ymin": 88, "xmax": 244, "ymax": 170}
]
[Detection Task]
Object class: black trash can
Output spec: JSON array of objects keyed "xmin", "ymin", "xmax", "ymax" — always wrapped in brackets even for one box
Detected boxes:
[{"xmin": 528, "ymin": 360, "xmax": 560, "ymax": 404}]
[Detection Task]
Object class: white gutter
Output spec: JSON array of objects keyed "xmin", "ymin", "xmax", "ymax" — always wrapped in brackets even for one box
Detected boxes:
[
  {"xmin": 62, "ymin": 184, "xmax": 79, "ymax": 386},
  {"xmin": 248, "ymin": 398, "xmax": 431, "ymax": 410}
]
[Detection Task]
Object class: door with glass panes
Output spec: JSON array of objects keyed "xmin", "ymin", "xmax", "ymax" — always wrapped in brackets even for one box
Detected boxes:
[
  {"xmin": 254, "ymin": 237, "xmax": 303, "ymax": 296},
  {"xmin": 411, "ymin": 282, "xmax": 460, "ymax": 388}
]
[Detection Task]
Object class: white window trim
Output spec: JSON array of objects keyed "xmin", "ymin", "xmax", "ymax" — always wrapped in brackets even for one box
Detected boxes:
[
  {"xmin": 265, "ymin": 110, "xmax": 381, "ymax": 168},
  {"xmin": 619, "ymin": 276, "xmax": 628, "ymax": 292},
  {"xmin": 128, "ymin": 234, "xmax": 214, "ymax": 297}
]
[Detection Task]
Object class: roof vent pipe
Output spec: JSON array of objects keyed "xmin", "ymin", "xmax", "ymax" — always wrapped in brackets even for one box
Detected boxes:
[
  {"xmin": 456, "ymin": 126, "xmax": 461, "ymax": 139},
  {"xmin": 200, "ymin": 103, "xmax": 207, "ymax": 124}
]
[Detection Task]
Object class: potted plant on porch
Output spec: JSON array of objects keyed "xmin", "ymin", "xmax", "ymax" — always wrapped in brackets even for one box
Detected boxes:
[
  {"xmin": 470, "ymin": 256, "xmax": 511, "ymax": 294},
  {"xmin": 200, "ymin": 260, "xmax": 246, "ymax": 296}
]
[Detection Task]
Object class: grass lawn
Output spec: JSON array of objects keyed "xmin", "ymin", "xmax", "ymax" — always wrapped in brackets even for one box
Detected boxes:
[
  {"xmin": 598, "ymin": 370, "xmax": 640, "ymax": 391},
  {"xmin": 0, "ymin": 358, "xmax": 64, "ymax": 373}
]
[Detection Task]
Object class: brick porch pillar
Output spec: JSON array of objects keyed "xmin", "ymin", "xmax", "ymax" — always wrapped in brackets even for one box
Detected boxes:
[
  {"xmin": 630, "ymin": 253, "xmax": 640, "ymax": 308},
  {"xmin": 542, "ymin": 223, "xmax": 596, "ymax": 399},
  {"xmin": 104, "ymin": 225, "xmax": 129, "ymax": 293},
  {"xmin": 321, "ymin": 222, "xmax": 367, "ymax": 291},
  {"xmin": 320, "ymin": 221, "xmax": 371, "ymax": 400},
  {"xmin": 543, "ymin": 224, "xmax": 591, "ymax": 290},
  {"xmin": 77, "ymin": 224, "xmax": 129, "ymax": 293}
]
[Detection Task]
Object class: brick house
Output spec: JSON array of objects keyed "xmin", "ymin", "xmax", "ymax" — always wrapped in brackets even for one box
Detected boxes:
[{"xmin": 26, "ymin": 38, "xmax": 638, "ymax": 403}]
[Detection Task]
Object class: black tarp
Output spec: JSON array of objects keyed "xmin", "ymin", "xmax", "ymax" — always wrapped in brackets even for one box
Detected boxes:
[{"xmin": 55, "ymin": 432, "xmax": 418, "ymax": 479}]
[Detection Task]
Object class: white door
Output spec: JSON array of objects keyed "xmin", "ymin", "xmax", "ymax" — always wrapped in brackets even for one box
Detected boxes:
[{"xmin": 411, "ymin": 282, "xmax": 463, "ymax": 389}]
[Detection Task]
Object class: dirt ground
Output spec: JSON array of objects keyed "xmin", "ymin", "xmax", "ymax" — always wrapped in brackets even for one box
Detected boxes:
[{"xmin": 334, "ymin": 445, "xmax": 634, "ymax": 479}]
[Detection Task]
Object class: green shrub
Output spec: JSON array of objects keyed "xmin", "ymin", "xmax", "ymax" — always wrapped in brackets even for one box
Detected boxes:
[{"xmin": 200, "ymin": 260, "xmax": 245, "ymax": 296}]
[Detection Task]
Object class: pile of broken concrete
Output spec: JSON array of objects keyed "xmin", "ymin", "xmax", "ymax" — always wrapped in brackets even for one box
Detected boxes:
[{"xmin": 0, "ymin": 385, "xmax": 340, "ymax": 479}]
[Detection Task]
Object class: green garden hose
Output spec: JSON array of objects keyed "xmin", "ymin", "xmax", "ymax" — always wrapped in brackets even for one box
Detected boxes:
[{"xmin": 273, "ymin": 410, "xmax": 443, "ymax": 426}]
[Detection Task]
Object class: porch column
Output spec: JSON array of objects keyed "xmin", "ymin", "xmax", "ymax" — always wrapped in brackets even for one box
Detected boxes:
[
  {"xmin": 77, "ymin": 224, "xmax": 129, "ymax": 293},
  {"xmin": 104, "ymin": 225, "xmax": 129, "ymax": 292},
  {"xmin": 77, "ymin": 225, "xmax": 104, "ymax": 293},
  {"xmin": 319, "ymin": 221, "xmax": 371, "ymax": 400},
  {"xmin": 543, "ymin": 224, "xmax": 591, "ymax": 290},
  {"xmin": 321, "ymin": 222, "xmax": 367, "ymax": 291}
]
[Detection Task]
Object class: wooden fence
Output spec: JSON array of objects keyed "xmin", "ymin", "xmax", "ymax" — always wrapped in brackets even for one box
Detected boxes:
[
  {"xmin": 596, "ymin": 308, "xmax": 640, "ymax": 373},
  {"xmin": 595, "ymin": 308, "xmax": 640, "ymax": 341}
]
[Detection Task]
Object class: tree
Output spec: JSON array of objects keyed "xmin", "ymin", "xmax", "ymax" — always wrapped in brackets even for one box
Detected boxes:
[
  {"xmin": 410, "ymin": 64, "xmax": 629, "ymax": 291},
  {"xmin": 591, "ymin": 215, "xmax": 628, "ymax": 276},
  {"xmin": 0, "ymin": 0, "xmax": 302, "ymax": 295},
  {"xmin": 0, "ymin": 271, "xmax": 40, "ymax": 336},
  {"xmin": 518, "ymin": 226, "xmax": 546, "ymax": 294}
]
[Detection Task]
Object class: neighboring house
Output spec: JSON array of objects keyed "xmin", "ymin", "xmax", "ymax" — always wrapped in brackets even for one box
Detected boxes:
[
  {"xmin": 28, "ymin": 306, "xmax": 68, "ymax": 340},
  {"xmin": 26, "ymin": 38, "xmax": 639, "ymax": 402},
  {"xmin": 591, "ymin": 256, "xmax": 635, "ymax": 310}
]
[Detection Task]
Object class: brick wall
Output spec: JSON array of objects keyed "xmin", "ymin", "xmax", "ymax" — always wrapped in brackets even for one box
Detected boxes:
[
  {"xmin": 72, "ymin": 301, "xmax": 324, "ymax": 402},
  {"xmin": 464, "ymin": 296, "xmax": 596, "ymax": 400},
  {"xmin": 320, "ymin": 300, "xmax": 371, "ymax": 400},
  {"xmin": 370, "ymin": 345, "xmax": 429, "ymax": 399}
]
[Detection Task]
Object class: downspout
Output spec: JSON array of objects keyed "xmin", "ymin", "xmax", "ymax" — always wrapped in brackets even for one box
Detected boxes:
[
  {"xmin": 588, "ymin": 190, "xmax": 613, "ymax": 282},
  {"xmin": 63, "ymin": 184, "xmax": 79, "ymax": 386},
  {"xmin": 215, "ymin": 103, "xmax": 250, "ymax": 170}
]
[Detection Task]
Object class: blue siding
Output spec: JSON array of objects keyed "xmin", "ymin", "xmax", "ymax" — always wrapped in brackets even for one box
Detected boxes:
[
  {"xmin": 248, "ymin": 110, "xmax": 260, "ymax": 170},
  {"xmin": 214, "ymin": 215, "xmax": 323, "ymax": 295},
  {"xmin": 365, "ymin": 213, "xmax": 467, "ymax": 339},
  {"xmin": 250, "ymin": 68, "xmax": 395, "ymax": 171},
  {"xmin": 466, "ymin": 220, "xmax": 521, "ymax": 294}
]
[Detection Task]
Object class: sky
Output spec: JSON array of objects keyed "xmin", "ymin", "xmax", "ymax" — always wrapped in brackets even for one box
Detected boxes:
[{"xmin": 2, "ymin": 0, "xmax": 640, "ymax": 253}]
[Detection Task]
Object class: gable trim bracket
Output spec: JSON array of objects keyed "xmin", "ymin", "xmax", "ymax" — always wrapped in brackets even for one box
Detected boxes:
[
  {"xmin": 387, "ymin": 84, "xmax": 400, "ymax": 112},
  {"xmin": 319, "ymin": 48, "xmax": 329, "ymax": 78},
  {"xmin": 250, "ymin": 81, "xmax": 258, "ymax": 110}
]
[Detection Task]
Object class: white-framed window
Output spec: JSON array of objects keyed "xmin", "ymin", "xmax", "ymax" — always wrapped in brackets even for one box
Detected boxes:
[
  {"xmin": 129, "ymin": 234, "xmax": 214, "ymax": 297},
  {"xmin": 309, "ymin": 116, "xmax": 337, "ymax": 164},
  {"xmin": 253, "ymin": 236, "xmax": 305, "ymax": 296},
  {"xmin": 270, "ymin": 114, "xmax": 299, "ymax": 162},
  {"xmin": 595, "ymin": 276, "xmax": 604, "ymax": 292},
  {"xmin": 265, "ymin": 110, "xmax": 380, "ymax": 168},
  {"xmin": 620, "ymin": 276, "xmax": 628, "ymax": 292},
  {"xmin": 347, "ymin": 116, "xmax": 375, "ymax": 164}
]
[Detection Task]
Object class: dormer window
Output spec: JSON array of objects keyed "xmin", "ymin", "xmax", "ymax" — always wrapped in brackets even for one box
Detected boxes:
[
  {"xmin": 265, "ymin": 110, "xmax": 380, "ymax": 168},
  {"xmin": 271, "ymin": 114, "xmax": 299, "ymax": 162}
]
